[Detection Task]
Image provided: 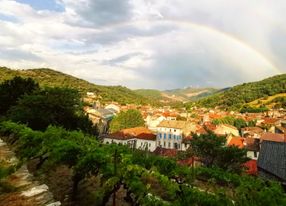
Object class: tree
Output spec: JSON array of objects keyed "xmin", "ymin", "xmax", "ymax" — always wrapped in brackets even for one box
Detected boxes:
[
  {"xmin": 8, "ymin": 87, "xmax": 96, "ymax": 134},
  {"xmin": 0, "ymin": 76, "xmax": 39, "ymax": 116},
  {"xmin": 191, "ymin": 132, "xmax": 226, "ymax": 167},
  {"xmin": 190, "ymin": 132, "xmax": 248, "ymax": 173},
  {"xmin": 109, "ymin": 109, "xmax": 145, "ymax": 133}
]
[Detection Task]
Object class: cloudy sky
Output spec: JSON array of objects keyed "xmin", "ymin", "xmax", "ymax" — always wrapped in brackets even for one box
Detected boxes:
[{"xmin": 0, "ymin": 0, "xmax": 285, "ymax": 90}]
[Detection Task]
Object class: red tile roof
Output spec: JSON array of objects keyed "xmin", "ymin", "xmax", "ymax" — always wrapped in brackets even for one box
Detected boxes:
[
  {"xmin": 110, "ymin": 127, "xmax": 156, "ymax": 141},
  {"xmin": 260, "ymin": 133, "xmax": 286, "ymax": 143},
  {"xmin": 262, "ymin": 118, "xmax": 279, "ymax": 125},
  {"xmin": 244, "ymin": 160, "xmax": 257, "ymax": 175},
  {"xmin": 227, "ymin": 136, "xmax": 245, "ymax": 148},
  {"xmin": 153, "ymin": 147, "xmax": 177, "ymax": 157},
  {"xmin": 203, "ymin": 122, "xmax": 216, "ymax": 131}
]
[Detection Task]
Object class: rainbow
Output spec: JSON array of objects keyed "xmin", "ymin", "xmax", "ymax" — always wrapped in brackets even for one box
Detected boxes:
[{"xmin": 99, "ymin": 18, "xmax": 281, "ymax": 74}]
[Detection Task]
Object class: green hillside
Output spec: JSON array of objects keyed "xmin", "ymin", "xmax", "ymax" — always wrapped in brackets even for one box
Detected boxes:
[
  {"xmin": 135, "ymin": 87, "xmax": 218, "ymax": 103},
  {"xmin": 197, "ymin": 74, "xmax": 286, "ymax": 110},
  {"xmin": 0, "ymin": 67, "xmax": 157, "ymax": 105},
  {"xmin": 134, "ymin": 89, "xmax": 164, "ymax": 101},
  {"xmin": 164, "ymin": 87, "xmax": 218, "ymax": 101}
]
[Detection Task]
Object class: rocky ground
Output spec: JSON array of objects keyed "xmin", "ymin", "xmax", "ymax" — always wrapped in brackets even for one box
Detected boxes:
[{"xmin": 0, "ymin": 138, "xmax": 61, "ymax": 206}]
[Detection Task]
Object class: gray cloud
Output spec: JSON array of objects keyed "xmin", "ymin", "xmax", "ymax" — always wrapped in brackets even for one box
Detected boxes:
[
  {"xmin": 63, "ymin": 0, "xmax": 132, "ymax": 27},
  {"xmin": 0, "ymin": 0, "xmax": 285, "ymax": 90},
  {"xmin": 0, "ymin": 48, "xmax": 42, "ymax": 61},
  {"xmin": 101, "ymin": 52, "xmax": 144, "ymax": 66},
  {"xmin": 83, "ymin": 22, "xmax": 177, "ymax": 45}
]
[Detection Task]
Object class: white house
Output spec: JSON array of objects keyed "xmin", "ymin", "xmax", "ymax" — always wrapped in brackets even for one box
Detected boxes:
[
  {"xmin": 145, "ymin": 115, "xmax": 166, "ymax": 131},
  {"xmin": 156, "ymin": 120, "xmax": 196, "ymax": 151},
  {"xmin": 214, "ymin": 124, "xmax": 240, "ymax": 137},
  {"xmin": 103, "ymin": 127, "xmax": 157, "ymax": 152}
]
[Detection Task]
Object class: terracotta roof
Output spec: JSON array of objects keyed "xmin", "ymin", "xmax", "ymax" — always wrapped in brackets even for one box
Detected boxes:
[
  {"xmin": 245, "ymin": 137, "xmax": 260, "ymax": 151},
  {"xmin": 244, "ymin": 160, "xmax": 257, "ymax": 175},
  {"xmin": 157, "ymin": 120, "xmax": 187, "ymax": 129},
  {"xmin": 227, "ymin": 136, "xmax": 245, "ymax": 148},
  {"xmin": 162, "ymin": 112, "xmax": 177, "ymax": 118},
  {"xmin": 110, "ymin": 127, "xmax": 156, "ymax": 141},
  {"xmin": 203, "ymin": 122, "xmax": 216, "ymax": 131},
  {"xmin": 260, "ymin": 133, "xmax": 286, "ymax": 143},
  {"xmin": 241, "ymin": 127, "xmax": 264, "ymax": 134},
  {"xmin": 262, "ymin": 118, "xmax": 279, "ymax": 125},
  {"xmin": 153, "ymin": 147, "xmax": 177, "ymax": 157},
  {"xmin": 209, "ymin": 114, "xmax": 222, "ymax": 119}
]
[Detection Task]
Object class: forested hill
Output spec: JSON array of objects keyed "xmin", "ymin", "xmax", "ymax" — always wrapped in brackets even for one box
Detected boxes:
[
  {"xmin": 197, "ymin": 74, "xmax": 286, "ymax": 110},
  {"xmin": 0, "ymin": 67, "xmax": 157, "ymax": 105},
  {"xmin": 134, "ymin": 87, "xmax": 218, "ymax": 103}
]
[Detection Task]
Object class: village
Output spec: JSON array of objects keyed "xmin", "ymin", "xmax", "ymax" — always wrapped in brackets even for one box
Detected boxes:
[{"xmin": 83, "ymin": 92, "xmax": 286, "ymax": 186}]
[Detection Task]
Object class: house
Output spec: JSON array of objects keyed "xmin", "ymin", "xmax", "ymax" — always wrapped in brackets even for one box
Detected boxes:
[
  {"xmin": 241, "ymin": 127, "xmax": 264, "ymax": 139},
  {"xmin": 260, "ymin": 118, "xmax": 281, "ymax": 132},
  {"xmin": 103, "ymin": 127, "xmax": 157, "ymax": 152},
  {"xmin": 226, "ymin": 136, "xmax": 244, "ymax": 148},
  {"xmin": 105, "ymin": 103, "xmax": 120, "ymax": 113},
  {"xmin": 245, "ymin": 137, "xmax": 260, "ymax": 160},
  {"xmin": 156, "ymin": 120, "xmax": 196, "ymax": 151},
  {"xmin": 214, "ymin": 124, "xmax": 239, "ymax": 137},
  {"xmin": 145, "ymin": 115, "xmax": 166, "ymax": 131},
  {"xmin": 260, "ymin": 133, "xmax": 286, "ymax": 143},
  {"xmin": 85, "ymin": 107, "xmax": 116, "ymax": 134},
  {"xmin": 258, "ymin": 140, "xmax": 286, "ymax": 184}
]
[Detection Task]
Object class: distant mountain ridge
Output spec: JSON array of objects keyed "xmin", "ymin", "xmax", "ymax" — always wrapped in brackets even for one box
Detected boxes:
[
  {"xmin": 0, "ymin": 67, "xmax": 158, "ymax": 105},
  {"xmin": 197, "ymin": 74, "xmax": 286, "ymax": 110},
  {"xmin": 135, "ymin": 87, "xmax": 218, "ymax": 103}
]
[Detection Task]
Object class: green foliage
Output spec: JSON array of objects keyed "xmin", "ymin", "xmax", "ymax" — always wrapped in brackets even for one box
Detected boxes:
[
  {"xmin": 7, "ymin": 87, "xmax": 96, "ymax": 134},
  {"xmin": 0, "ymin": 76, "xmax": 39, "ymax": 116},
  {"xmin": 240, "ymin": 105, "xmax": 269, "ymax": 113},
  {"xmin": 197, "ymin": 74, "xmax": 286, "ymax": 110},
  {"xmin": 212, "ymin": 116, "xmax": 248, "ymax": 130},
  {"xmin": 190, "ymin": 132, "xmax": 248, "ymax": 173},
  {"xmin": 109, "ymin": 109, "xmax": 145, "ymax": 132},
  {"xmin": 270, "ymin": 96, "xmax": 286, "ymax": 109},
  {"xmin": 1, "ymin": 121, "xmax": 286, "ymax": 205}
]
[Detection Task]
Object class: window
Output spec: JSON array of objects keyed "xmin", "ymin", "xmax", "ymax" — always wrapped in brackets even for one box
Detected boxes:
[
  {"xmin": 169, "ymin": 129, "xmax": 171, "ymax": 132},
  {"xmin": 141, "ymin": 142, "xmax": 143, "ymax": 146},
  {"xmin": 178, "ymin": 144, "xmax": 180, "ymax": 149},
  {"xmin": 149, "ymin": 143, "xmax": 151, "ymax": 147},
  {"xmin": 164, "ymin": 142, "xmax": 166, "ymax": 147},
  {"xmin": 173, "ymin": 135, "xmax": 176, "ymax": 140},
  {"xmin": 177, "ymin": 135, "xmax": 181, "ymax": 140},
  {"xmin": 168, "ymin": 142, "xmax": 171, "ymax": 148},
  {"xmin": 174, "ymin": 129, "xmax": 176, "ymax": 132},
  {"xmin": 159, "ymin": 133, "xmax": 162, "ymax": 139},
  {"xmin": 168, "ymin": 134, "xmax": 172, "ymax": 139},
  {"xmin": 254, "ymin": 151, "xmax": 257, "ymax": 158},
  {"xmin": 174, "ymin": 143, "xmax": 177, "ymax": 149},
  {"xmin": 164, "ymin": 133, "xmax": 166, "ymax": 139}
]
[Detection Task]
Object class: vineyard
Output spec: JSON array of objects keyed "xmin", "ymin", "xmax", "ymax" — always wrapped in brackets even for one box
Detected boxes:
[{"xmin": 1, "ymin": 121, "xmax": 286, "ymax": 206}]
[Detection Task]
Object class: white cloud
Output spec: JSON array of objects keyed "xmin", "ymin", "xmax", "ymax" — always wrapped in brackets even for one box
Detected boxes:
[{"xmin": 0, "ymin": 0, "xmax": 285, "ymax": 89}]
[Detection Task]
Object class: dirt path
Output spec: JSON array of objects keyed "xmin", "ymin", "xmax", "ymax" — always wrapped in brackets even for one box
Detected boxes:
[{"xmin": 0, "ymin": 138, "xmax": 61, "ymax": 206}]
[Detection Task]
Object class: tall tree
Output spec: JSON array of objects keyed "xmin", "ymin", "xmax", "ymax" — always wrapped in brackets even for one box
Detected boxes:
[
  {"xmin": 8, "ymin": 87, "xmax": 96, "ymax": 134},
  {"xmin": 0, "ymin": 76, "xmax": 39, "ymax": 116},
  {"xmin": 109, "ymin": 109, "xmax": 145, "ymax": 133},
  {"xmin": 190, "ymin": 132, "xmax": 248, "ymax": 173}
]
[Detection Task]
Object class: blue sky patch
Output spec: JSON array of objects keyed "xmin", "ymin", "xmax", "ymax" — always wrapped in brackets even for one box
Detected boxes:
[
  {"xmin": 0, "ymin": 13, "xmax": 18, "ymax": 23},
  {"xmin": 16, "ymin": 0, "xmax": 65, "ymax": 12}
]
